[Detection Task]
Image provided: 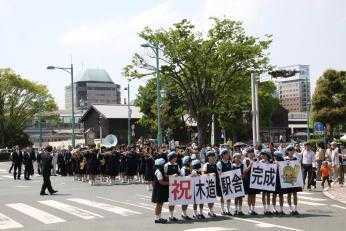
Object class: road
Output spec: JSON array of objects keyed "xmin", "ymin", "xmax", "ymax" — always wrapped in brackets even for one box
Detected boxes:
[{"xmin": 0, "ymin": 161, "xmax": 345, "ymax": 231}]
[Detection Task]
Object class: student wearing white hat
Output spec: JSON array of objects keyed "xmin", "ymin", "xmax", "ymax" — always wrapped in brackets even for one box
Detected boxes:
[
  {"xmin": 191, "ymin": 159, "xmax": 205, "ymax": 219},
  {"xmin": 152, "ymin": 158, "xmax": 169, "ymax": 223}
]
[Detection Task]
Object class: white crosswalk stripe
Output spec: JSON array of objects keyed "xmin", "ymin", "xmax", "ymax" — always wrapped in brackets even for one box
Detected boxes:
[
  {"xmin": 39, "ymin": 200, "xmax": 103, "ymax": 220},
  {"xmin": 0, "ymin": 212, "xmax": 23, "ymax": 230},
  {"xmin": 6, "ymin": 203, "xmax": 65, "ymax": 224},
  {"xmin": 67, "ymin": 198, "xmax": 141, "ymax": 216}
]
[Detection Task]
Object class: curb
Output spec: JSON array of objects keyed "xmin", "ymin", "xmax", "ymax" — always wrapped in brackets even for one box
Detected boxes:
[{"xmin": 323, "ymin": 188, "xmax": 346, "ymax": 205}]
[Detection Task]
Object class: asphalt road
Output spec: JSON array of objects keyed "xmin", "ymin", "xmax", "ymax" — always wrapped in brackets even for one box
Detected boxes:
[{"xmin": 0, "ymin": 161, "xmax": 345, "ymax": 231}]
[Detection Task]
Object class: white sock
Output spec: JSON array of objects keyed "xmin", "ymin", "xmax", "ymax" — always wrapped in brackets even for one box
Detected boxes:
[
  {"xmin": 239, "ymin": 205, "xmax": 242, "ymax": 212},
  {"xmin": 227, "ymin": 201, "xmax": 231, "ymax": 212},
  {"xmin": 193, "ymin": 210, "xmax": 198, "ymax": 216},
  {"xmin": 294, "ymin": 205, "xmax": 297, "ymax": 212},
  {"xmin": 209, "ymin": 207, "xmax": 214, "ymax": 214},
  {"xmin": 182, "ymin": 210, "xmax": 187, "ymax": 216},
  {"xmin": 279, "ymin": 206, "xmax": 283, "ymax": 213},
  {"xmin": 169, "ymin": 210, "xmax": 174, "ymax": 218},
  {"xmin": 273, "ymin": 205, "xmax": 277, "ymax": 211},
  {"xmin": 199, "ymin": 207, "xmax": 203, "ymax": 214},
  {"xmin": 235, "ymin": 204, "xmax": 238, "ymax": 212},
  {"xmin": 263, "ymin": 204, "xmax": 267, "ymax": 212},
  {"xmin": 221, "ymin": 202, "xmax": 225, "ymax": 212},
  {"xmin": 155, "ymin": 215, "xmax": 160, "ymax": 220},
  {"xmin": 267, "ymin": 205, "xmax": 271, "ymax": 211}
]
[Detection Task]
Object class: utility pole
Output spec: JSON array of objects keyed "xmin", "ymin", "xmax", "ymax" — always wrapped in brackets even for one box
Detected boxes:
[
  {"xmin": 251, "ymin": 73, "xmax": 258, "ymax": 147},
  {"xmin": 127, "ymin": 81, "xmax": 131, "ymax": 145},
  {"xmin": 211, "ymin": 114, "xmax": 215, "ymax": 146}
]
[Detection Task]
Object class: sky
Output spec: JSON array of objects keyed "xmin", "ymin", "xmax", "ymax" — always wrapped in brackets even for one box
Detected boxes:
[{"xmin": 1, "ymin": 0, "xmax": 345, "ymax": 109}]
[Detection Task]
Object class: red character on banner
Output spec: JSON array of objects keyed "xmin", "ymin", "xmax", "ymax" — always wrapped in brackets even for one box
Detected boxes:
[{"xmin": 171, "ymin": 180, "xmax": 192, "ymax": 200}]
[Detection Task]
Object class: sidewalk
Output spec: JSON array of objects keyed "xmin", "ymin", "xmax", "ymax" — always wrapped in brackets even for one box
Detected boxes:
[{"xmin": 323, "ymin": 183, "xmax": 346, "ymax": 204}]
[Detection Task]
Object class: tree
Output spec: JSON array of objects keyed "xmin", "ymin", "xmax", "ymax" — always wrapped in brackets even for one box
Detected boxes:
[
  {"xmin": 312, "ymin": 69, "xmax": 346, "ymax": 137},
  {"xmin": 0, "ymin": 68, "xmax": 57, "ymax": 147},
  {"xmin": 135, "ymin": 76, "xmax": 187, "ymax": 141},
  {"xmin": 125, "ymin": 17, "xmax": 272, "ymax": 145}
]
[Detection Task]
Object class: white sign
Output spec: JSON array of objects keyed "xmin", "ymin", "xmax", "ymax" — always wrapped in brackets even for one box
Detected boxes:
[
  {"xmin": 250, "ymin": 162, "xmax": 277, "ymax": 191},
  {"xmin": 168, "ymin": 176, "xmax": 194, "ymax": 205},
  {"xmin": 219, "ymin": 169, "xmax": 245, "ymax": 199},
  {"xmin": 193, "ymin": 175, "xmax": 217, "ymax": 204},
  {"xmin": 278, "ymin": 160, "xmax": 303, "ymax": 189}
]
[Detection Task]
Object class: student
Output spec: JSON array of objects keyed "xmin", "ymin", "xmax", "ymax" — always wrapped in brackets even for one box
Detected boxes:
[
  {"xmin": 152, "ymin": 158, "xmax": 169, "ymax": 224},
  {"xmin": 216, "ymin": 149, "xmax": 233, "ymax": 216},
  {"xmin": 272, "ymin": 150, "xmax": 285, "ymax": 215},
  {"xmin": 260, "ymin": 149, "xmax": 273, "ymax": 215},
  {"xmin": 285, "ymin": 145, "xmax": 302, "ymax": 215},
  {"xmin": 243, "ymin": 148, "xmax": 259, "ymax": 215},
  {"xmin": 320, "ymin": 161, "xmax": 332, "ymax": 190},
  {"xmin": 232, "ymin": 152, "xmax": 244, "ymax": 215},
  {"xmin": 180, "ymin": 155, "xmax": 193, "ymax": 220},
  {"xmin": 202, "ymin": 150, "xmax": 217, "ymax": 218},
  {"xmin": 191, "ymin": 159, "xmax": 205, "ymax": 219},
  {"xmin": 164, "ymin": 151, "xmax": 180, "ymax": 222}
]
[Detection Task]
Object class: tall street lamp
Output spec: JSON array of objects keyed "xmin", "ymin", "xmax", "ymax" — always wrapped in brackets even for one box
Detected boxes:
[
  {"xmin": 124, "ymin": 81, "xmax": 131, "ymax": 145},
  {"xmin": 141, "ymin": 43, "xmax": 162, "ymax": 146},
  {"xmin": 46, "ymin": 64, "xmax": 75, "ymax": 148}
]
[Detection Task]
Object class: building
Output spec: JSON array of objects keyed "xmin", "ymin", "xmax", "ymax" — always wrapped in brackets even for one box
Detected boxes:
[
  {"xmin": 79, "ymin": 105, "xmax": 143, "ymax": 144},
  {"xmin": 65, "ymin": 69, "xmax": 121, "ymax": 110},
  {"xmin": 273, "ymin": 65, "xmax": 310, "ymax": 113}
]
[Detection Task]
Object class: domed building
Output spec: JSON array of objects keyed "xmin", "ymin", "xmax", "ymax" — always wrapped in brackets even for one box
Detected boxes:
[{"xmin": 65, "ymin": 69, "xmax": 121, "ymax": 110}]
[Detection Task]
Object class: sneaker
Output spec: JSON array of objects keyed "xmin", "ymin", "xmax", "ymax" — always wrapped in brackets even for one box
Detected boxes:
[
  {"xmin": 193, "ymin": 214, "xmax": 199, "ymax": 220},
  {"xmin": 208, "ymin": 212, "xmax": 216, "ymax": 217},
  {"xmin": 226, "ymin": 211, "xmax": 233, "ymax": 216},
  {"xmin": 273, "ymin": 210, "xmax": 279, "ymax": 216},
  {"xmin": 279, "ymin": 211, "xmax": 285, "ymax": 216},
  {"xmin": 234, "ymin": 211, "xmax": 238, "ymax": 216},
  {"xmin": 251, "ymin": 211, "xmax": 258, "ymax": 215},
  {"xmin": 154, "ymin": 218, "xmax": 167, "ymax": 224},
  {"xmin": 221, "ymin": 211, "xmax": 227, "ymax": 216},
  {"xmin": 181, "ymin": 215, "xmax": 192, "ymax": 220},
  {"xmin": 169, "ymin": 217, "xmax": 178, "ymax": 222},
  {"xmin": 237, "ymin": 211, "xmax": 244, "ymax": 216},
  {"xmin": 199, "ymin": 214, "xmax": 206, "ymax": 219},
  {"xmin": 293, "ymin": 211, "xmax": 300, "ymax": 216}
]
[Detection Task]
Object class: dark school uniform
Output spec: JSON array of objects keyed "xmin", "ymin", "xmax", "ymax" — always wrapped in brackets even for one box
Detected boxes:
[
  {"xmin": 144, "ymin": 156, "xmax": 155, "ymax": 181},
  {"xmin": 216, "ymin": 160, "xmax": 233, "ymax": 197},
  {"xmin": 243, "ymin": 160, "xmax": 260, "ymax": 195},
  {"xmin": 126, "ymin": 152, "xmax": 138, "ymax": 176},
  {"xmin": 180, "ymin": 165, "xmax": 191, "ymax": 177},
  {"xmin": 151, "ymin": 167, "xmax": 169, "ymax": 203}
]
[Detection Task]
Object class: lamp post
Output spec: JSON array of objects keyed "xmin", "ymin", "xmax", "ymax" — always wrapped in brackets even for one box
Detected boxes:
[
  {"xmin": 47, "ymin": 64, "xmax": 75, "ymax": 148},
  {"xmin": 124, "ymin": 82, "xmax": 131, "ymax": 145},
  {"xmin": 141, "ymin": 43, "xmax": 162, "ymax": 146}
]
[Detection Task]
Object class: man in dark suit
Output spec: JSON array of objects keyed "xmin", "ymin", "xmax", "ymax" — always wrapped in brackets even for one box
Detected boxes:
[
  {"xmin": 12, "ymin": 146, "xmax": 23, "ymax": 180},
  {"xmin": 40, "ymin": 146, "xmax": 58, "ymax": 196}
]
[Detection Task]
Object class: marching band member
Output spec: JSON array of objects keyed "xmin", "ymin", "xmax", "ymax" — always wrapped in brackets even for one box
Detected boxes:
[
  {"xmin": 164, "ymin": 151, "xmax": 180, "ymax": 222},
  {"xmin": 191, "ymin": 159, "xmax": 205, "ymax": 219},
  {"xmin": 202, "ymin": 150, "xmax": 217, "ymax": 218},
  {"xmin": 232, "ymin": 152, "xmax": 244, "ymax": 215},
  {"xmin": 180, "ymin": 155, "xmax": 193, "ymax": 220},
  {"xmin": 152, "ymin": 158, "xmax": 169, "ymax": 224},
  {"xmin": 216, "ymin": 149, "xmax": 233, "ymax": 216}
]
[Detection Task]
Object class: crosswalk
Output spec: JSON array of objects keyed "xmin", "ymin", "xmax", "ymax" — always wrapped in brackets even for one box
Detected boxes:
[{"xmin": 0, "ymin": 192, "xmax": 345, "ymax": 230}]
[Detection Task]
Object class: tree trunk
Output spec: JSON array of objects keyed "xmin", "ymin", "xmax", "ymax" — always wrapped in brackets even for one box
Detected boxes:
[
  {"xmin": 196, "ymin": 115, "xmax": 210, "ymax": 146},
  {"xmin": 326, "ymin": 123, "xmax": 332, "ymax": 140}
]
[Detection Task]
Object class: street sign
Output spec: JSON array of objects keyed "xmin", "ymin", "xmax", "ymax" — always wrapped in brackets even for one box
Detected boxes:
[{"xmin": 314, "ymin": 122, "xmax": 325, "ymax": 134}]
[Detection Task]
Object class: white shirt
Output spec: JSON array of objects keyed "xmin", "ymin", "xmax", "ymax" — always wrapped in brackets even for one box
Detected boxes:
[
  {"xmin": 302, "ymin": 149, "xmax": 315, "ymax": 166},
  {"xmin": 331, "ymin": 148, "xmax": 340, "ymax": 166},
  {"xmin": 155, "ymin": 169, "xmax": 163, "ymax": 181}
]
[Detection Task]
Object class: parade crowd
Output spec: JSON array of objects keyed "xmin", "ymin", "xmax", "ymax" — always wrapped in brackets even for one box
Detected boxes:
[{"xmin": 8, "ymin": 140, "xmax": 345, "ymax": 224}]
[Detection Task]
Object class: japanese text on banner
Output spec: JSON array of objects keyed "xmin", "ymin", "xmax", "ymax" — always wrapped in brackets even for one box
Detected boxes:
[
  {"xmin": 219, "ymin": 169, "xmax": 245, "ymax": 199},
  {"xmin": 168, "ymin": 176, "xmax": 194, "ymax": 205},
  {"xmin": 250, "ymin": 162, "xmax": 277, "ymax": 191}
]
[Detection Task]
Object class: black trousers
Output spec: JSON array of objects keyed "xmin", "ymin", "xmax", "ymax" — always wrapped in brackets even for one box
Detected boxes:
[
  {"xmin": 9, "ymin": 163, "xmax": 14, "ymax": 173},
  {"xmin": 40, "ymin": 175, "xmax": 54, "ymax": 194},
  {"xmin": 321, "ymin": 176, "xmax": 331, "ymax": 188},
  {"xmin": 24, "ymin": 164, "xmax": 31, "ymax": 180},
  {"xmin": 13, "ymin": 163, "xmax": 22, "ymax": 179},
  {"xmin": 302, "ymin": 164, "xmax": 313, "ymax": 189}
]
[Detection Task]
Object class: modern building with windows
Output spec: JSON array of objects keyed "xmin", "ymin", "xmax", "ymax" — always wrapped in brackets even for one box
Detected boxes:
[
  {"xmin": 270, "ymin": 65, "xmax": 311, "ymax": 138},
  {"xmin": 65, "ymin": 69, "xmax": 121, "ymax": 110}
]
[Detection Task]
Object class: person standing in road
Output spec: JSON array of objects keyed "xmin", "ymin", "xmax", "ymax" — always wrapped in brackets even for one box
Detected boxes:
[
  {"xmin": 315, "ymin": 142, "xmax": 326, "ymax": 181},
  {"xmin": 301, "ymin": 143, "xmax": 316, "ymax": 190},
  {"xmin": 40, "ymin": 145, "xmax": 58, "ymax": 196},
  {"xmin": 330, "ymin": 142, "xmax": 341, "ymax": 184},
  {"xmin": 23, "ymin": 148, "xmax": 32, "ymax": 180},
  {"xmin": 12, "ymin": 146, "xmax": 23, "ymax": 180}
]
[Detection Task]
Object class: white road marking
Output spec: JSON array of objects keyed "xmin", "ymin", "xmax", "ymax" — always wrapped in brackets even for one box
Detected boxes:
[
  {"xmin": 184, "ymin": 227, "xmax": 238, "ymax": 231},
  {"xmin": 6, "ymin": 203, "xmax": 65, "ymax": 224},
  {"xmin": 299, "ymin": 201, "xmax": 326, "ymax": 206},
  {"xmin": 331, "ymin": 204, "xmax": 346, "ymax": 210},
  {"xmin": 1, "ymin": 176, "xmax": 12, "ymax": 179},
  {"xmin": 298, "ymin": 191, "xmax": 314, "ymax": 195},
  {"xmin": 15, "ymin": 186, "xmax": 31, "ymax": 188},
  {"xmin": 97, "ymin": 196, "xmax": 153, "ymax": 211},
  {"xmin": 0, "ymin": 169, "xmax": 7, "ymax": 172},
  {"xmin": 39, "ymin": 200, "xmax": 103, "ymax": 220},
  {"xmin": 0, "ymin": 212, "xmax": 23, "ymax": 230},
  {"xmin": 231, "ymin": 217, "xmax": 303, "ymax": 231},
  {"xmin": 67, "ymin": 198, "xmax": 141, "ymax": 216},
  {"xmin": 299, "ymin": 196, "xmax": 326, "ymax": 202}
]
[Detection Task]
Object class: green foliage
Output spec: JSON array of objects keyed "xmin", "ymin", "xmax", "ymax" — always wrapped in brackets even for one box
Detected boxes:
[
  {"xmin": 126, "ymin": 17, "xmax": 272, "ymax": 144},
  {"xmin": 312, "ymin": 69, "xmax": 346, "ymax": 136},
  {"xmin": 0, "ymin": 68, "xmax": 57, "ymax": 147}
]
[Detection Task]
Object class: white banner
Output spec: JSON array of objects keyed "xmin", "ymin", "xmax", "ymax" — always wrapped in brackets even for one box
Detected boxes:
[
  {"xmin": 278, "ymin": 160, "xmax": 303, "ymax": 189},
  {"xmin": 250, "ymin": 162, "xmax": 277, "ymax": 191},
  {"xmin": 193, "ymin": 175, "xmax": 218, "ymax": 204},
  {"xmin": 219, "ymin": 169, "xmax": 245, "ymax": 199},
  {"xmin": 168, "ymin": 176, "xmax": 194, "ymax": 205}
]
